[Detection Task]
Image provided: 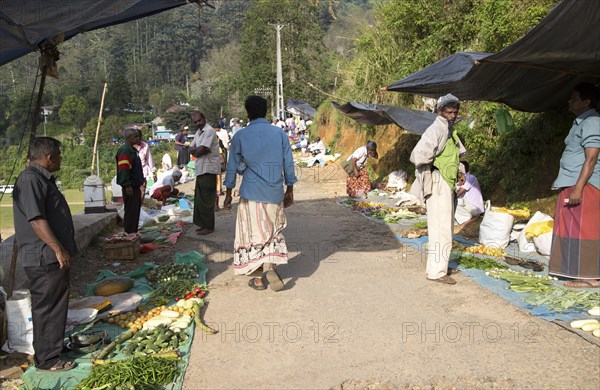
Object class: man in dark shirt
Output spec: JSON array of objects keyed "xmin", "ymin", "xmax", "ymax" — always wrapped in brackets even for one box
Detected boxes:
[
  {"xmin": 116, "ymin": 128, "xmax": 144, "ymax": 233},
  {"xmin": 13, "ymin": 137, "xmax": 76, "ymax": 371}
]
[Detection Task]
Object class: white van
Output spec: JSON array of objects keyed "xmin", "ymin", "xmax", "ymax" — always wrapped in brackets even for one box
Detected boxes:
[{"xmin": 0, "ymin": 185, "xmax": 14, "ymax": 194}]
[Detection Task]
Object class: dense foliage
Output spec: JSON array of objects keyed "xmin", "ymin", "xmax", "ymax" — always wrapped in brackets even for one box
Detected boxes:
[{"xmin": 0, "ymin": 0, "xmax": 581, "ymax": 204}]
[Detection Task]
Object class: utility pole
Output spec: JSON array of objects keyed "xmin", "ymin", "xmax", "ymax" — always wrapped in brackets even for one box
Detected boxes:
[{"xmin": 271, "ymin": 23, "xmax": 285, "ymax": 120}]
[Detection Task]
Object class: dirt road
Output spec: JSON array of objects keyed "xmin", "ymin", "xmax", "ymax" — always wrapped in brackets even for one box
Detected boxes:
[{"xmin": 180, "ymin": 166, "xmax": 599, "ymax": 389}]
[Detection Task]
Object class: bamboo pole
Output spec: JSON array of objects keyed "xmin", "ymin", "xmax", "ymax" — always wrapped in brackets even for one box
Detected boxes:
[{"xmin": 91, "ymin": 82, "xmax": 108, "ymax": 175}]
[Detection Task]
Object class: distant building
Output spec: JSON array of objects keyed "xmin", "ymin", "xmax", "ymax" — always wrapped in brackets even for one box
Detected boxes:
[{"xmin": 41, "ymin": 105, "xmax": 57, "ymax": 116}]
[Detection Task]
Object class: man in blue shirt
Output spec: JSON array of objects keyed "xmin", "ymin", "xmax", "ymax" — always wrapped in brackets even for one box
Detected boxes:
[
  {"xmin": 549, "ymin": 83, "xmax": 600, "ymax": 288},
  {"xmin": 224, "ymin": 95, "xmax": 297, "ymax": 291}
]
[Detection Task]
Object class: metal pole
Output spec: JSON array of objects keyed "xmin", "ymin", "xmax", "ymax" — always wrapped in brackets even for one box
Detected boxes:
[
  {"xmin": 271, "ymin": 23, "xmax": 285, "ymax": 120},
  {"xmin": 91, "ymin": 82, "xmax": 108, "ymax": 175}
]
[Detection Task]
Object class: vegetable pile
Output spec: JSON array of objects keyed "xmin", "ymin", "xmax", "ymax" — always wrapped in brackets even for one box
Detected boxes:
[
  {"xmin": 464, "ymin": 245, "xmax": 507, "ymax": 258},
  {"xmin": 570, "ymin": 319, "xmax": 600, "ymax": 339},
  {"xmin": 150, "ymin": 279, "xmax": 204, "ymax": 301},
  {"xmin": 77, "ymin": 354, "xmax": 181, "ymax": 389},
  {"xmin": 458, "ymin": 254, "xmax": 507, "ymax": 270},
  {"xmin": 351, "ymin": 201, "xmax": 419, "ymax": 222},
  {"xmin": 122, "ymin": 325, "xmax": 189, "ymax": 357},
  {"xmin": 487, "ymin": 268, "xmax": 556, "ymax": 293},
  {"xmin": 145, "ymin": 263, "xmax": 199, "ymax": 287},
  {"xmin": 139, "ymin": 223, "xmax": 183, "ymax": 245},
  {"xmin": 524, "ymin": 287, "xmax": 600, "ymax": 312}
]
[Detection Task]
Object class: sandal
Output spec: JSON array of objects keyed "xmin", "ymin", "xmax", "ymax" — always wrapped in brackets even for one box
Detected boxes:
[
  {"xmin": 427, "ymin": 275, "xmax": 457, "ymax": 285},
  {"xmin": 447, "ymin": 268, "xmax": 460, "ymax": 275},
  {"xmin": 248, "ymin": 277, "xmax": 267, "ymax": 291},
  {"xmin": 564, "ymin": 280, "xmax": 600, "ymax": 289},
  {"xmin": 38, "ymin": 359, "xmax": 76, "ymax": 372},
  {"xmin": 264, "ymin": 270, "xmax": 284, "ymax": 292}
]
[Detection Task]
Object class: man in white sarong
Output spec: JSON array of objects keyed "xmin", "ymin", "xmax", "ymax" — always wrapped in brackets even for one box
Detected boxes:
[{"xmin": 410, "ymin": 94, "xmax": 466, "ymax": 284}]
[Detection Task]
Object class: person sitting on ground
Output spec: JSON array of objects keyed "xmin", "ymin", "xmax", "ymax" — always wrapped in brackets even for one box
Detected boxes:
[
  {"xmin": 151, "ymin": 170, "xmax": 182, "ymax": 205},
  {"xmin": 346, "ymin": 141, "xmax": 378, "ymax": 198},
  {"xmin": 454, "ymin": 161, "xmax": 484, "ymax": 234},
  {"xmin": 308, "ymin": 136, "xmax": 326, "ymax": 155}
]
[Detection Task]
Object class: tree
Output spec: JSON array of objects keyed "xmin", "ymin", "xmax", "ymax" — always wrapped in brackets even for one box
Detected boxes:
[
  {"xmin": 59, "ymin": 95, "xmax": 89, "ymax": 131},
  {"xmin": 105, "ymin": 77, "xmax": 132, "ymax": 113},
  {"xmin": 164, "ymin": 108, "xmax": 196, "ymax": 132},
  {"xmin": 238, "ymin": 0, "xmax": 330, "ymax": 111}
]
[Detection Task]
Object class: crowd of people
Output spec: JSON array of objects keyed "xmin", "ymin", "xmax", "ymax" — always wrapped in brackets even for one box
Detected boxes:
[{"xmin": 11, "ymin": 84, "xmax": 599, "ymax": 372}]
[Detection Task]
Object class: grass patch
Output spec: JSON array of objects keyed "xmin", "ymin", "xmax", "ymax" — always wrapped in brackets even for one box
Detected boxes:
[{"xmin": 1, "ymin": 189, "xmax": 85, "ymax": 236}]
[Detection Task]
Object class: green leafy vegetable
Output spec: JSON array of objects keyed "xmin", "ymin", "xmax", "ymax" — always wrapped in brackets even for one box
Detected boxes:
[
  {"xmin": 524, "ymin": 287, "xmax": 600, "ymax": 312},
  {"xmin": 458, "ymin": 254, "xmax": 507, "ymax": 270}
]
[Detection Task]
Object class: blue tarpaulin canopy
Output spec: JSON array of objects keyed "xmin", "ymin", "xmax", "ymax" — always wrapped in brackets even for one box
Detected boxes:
[
  {"xmin": 331, "ymin": 101, "xmax": 436, "ymax": 136},
  {"xmin": 0, "ymin": 0, "xmax": 208, "ymax": 67},
  {"xmin": 387, "ymin": 0, "xmax": 600, "ymax": 112}
]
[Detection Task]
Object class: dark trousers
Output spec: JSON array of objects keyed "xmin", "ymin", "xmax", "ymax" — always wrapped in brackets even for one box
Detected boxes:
[
  {"xmin": 194, "ymin": 173, "xmax": 216, "ymax": 230},
  {"xmin": 177, "ymin": 148, "xmax": 190, "ymax": 167},
  {"xmin": 123, "ymin": 185, "xmax": 142, "ymax": 233},
  {"xmin": 24, "ymin": 263, "xmax": 70, "ymax": 369}
]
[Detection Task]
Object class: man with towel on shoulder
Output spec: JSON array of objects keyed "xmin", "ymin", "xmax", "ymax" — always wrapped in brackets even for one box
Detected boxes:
[{"xmin": 410, "ymin": 93, "xmax": 466, "ymax": 285}]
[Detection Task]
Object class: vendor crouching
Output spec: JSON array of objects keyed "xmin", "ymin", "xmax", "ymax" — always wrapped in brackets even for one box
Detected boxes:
[
  {"xmin": 151, "ymin": 170, "xmax": 182, "ymax": 205},
  {"xmin": 346, "ymin": 141, "xmax": 378, "ymax": 198}
]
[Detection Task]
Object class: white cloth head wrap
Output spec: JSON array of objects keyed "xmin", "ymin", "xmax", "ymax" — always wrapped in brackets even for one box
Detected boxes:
[{"xmin": 437, "ymin": 93, "xmax": 460, "ymax": 110}]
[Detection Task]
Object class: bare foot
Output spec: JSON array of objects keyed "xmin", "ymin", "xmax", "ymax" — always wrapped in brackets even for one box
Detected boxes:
[{"xmin": 564, "ymin": 279, "xmax": 600, "ymax": 288}]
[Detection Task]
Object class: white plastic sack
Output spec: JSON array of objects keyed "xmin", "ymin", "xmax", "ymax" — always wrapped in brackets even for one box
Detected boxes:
[
  {"xmin": 510, "ymin": 222, "xmax": 527, "ymax": 242},
  {"xmin": 478, "ymin": 201, "xmax": 514, "ymax": 249},
  {"xmin": 387, "ymin": 170, "xmax": 408, "ymax": 191},
  {"xmin": 1, "ymin": 289, "xmax": 34, "ymax": 355},
  {"xmin": 117, "ymin": 207, "xmax": 154, "ymax": 229},
  {"xmin": 518, "ymin": 211, "xmax": 553, "ymax": 253},
  {"xmin": 533, "ymin": 231, "xmax": 553, "ymax": 257}
]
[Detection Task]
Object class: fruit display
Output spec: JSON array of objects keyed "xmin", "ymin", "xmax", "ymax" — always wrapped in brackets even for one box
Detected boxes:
[
  {"xmin": 464, "ymin": 245, "xmax": 507, "ymax": 258},
  {"xmin": 105, "ymin": 304, "xmax": 194, "ymax": 332}
]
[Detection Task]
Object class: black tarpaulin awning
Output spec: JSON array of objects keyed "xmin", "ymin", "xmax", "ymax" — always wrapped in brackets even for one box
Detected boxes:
[
  {"xmin": 286, "ymin": 99, "xmax": 317, "ymax": 118},
  {"xmin": 331, "ymin": 101, "xmax": 437, "ymax": 135},
  {"xmin": 386, "ymin": 0, "xmax": 600, "ymax": 112},
  {"xmin": 0, "ymin": 0, "xmax": 207, "ymax": 67}
]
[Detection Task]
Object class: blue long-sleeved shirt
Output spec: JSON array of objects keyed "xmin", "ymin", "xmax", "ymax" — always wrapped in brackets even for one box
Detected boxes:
[{"xmin": 224, "ymin": 118, "xmax": 297, "ymax": 204}]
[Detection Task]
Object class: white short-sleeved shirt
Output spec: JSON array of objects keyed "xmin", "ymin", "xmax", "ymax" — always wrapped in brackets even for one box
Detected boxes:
[{"xmin": 347, "ymin": 146, "xmax": 369, "ymax": 168}]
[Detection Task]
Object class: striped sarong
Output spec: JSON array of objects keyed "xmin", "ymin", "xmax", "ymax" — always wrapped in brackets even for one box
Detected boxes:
[
  {"xmin": 233, "ymin": 198, "xmax": 289, "ymax": 275},
  {"xmin": 549, "ymin": 184, "xmax": 600, "ymax": 279}
]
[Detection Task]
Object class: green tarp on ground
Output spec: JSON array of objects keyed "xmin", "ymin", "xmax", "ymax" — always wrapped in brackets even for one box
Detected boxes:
[{"xmin": 21, "ymin": 251, "xmax": 207, "ymax": 390}]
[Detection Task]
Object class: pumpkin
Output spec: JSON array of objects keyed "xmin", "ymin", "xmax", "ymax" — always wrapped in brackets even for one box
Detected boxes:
[{"xmin": 93, "ymin": 277, "xmax": 135, "ymax": 296}]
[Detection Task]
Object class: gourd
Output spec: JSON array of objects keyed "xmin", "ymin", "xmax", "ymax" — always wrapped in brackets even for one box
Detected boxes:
[
  {"xmin": 593, "ymin": 329, "xmax": 600, "ymax": 338},
  {"xmin": 570, "ymin": 319, "xmax": 599, "ymax": 329},
  {"xmin": 93, "ymin": 277, "xmax": 135, "ymax": 296},
  {"xmin": 587, "ymin": 306, "xmax": 600, "ymax": 316},
  {"xmin": 581, "ymin": 322, "xmax": 600, "ymax": 332}
]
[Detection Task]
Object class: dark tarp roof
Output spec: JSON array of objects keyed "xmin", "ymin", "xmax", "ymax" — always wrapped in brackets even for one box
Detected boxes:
[
  {"xmin": 286, "ymin": 99, "xmax": 317, "ymax": 118},
  {"xmin": 386, "ymin": 0, "xmax": 600, "ymax": 112},
  {"xmin": 331, "ymin": 101, "xmax": 436, "ymax": 136},
  {"xmin": 0, "ymin": 0, "xmax": 202, "ymax": 67}
]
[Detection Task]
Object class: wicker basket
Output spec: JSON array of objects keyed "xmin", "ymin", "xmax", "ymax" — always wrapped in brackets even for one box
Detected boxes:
[{"xmin": 104, "ymin": 236, "xmax": 140, "ymax": 260}]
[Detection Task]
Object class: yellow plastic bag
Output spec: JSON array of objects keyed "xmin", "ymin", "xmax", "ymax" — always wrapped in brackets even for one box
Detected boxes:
[
  {"xmin": 524, "ymin": 220, "xmax": 554, "ymax": 239},
  {"xmin": 492, "ymin": 207, "xmax": 531, "ymax": 219}
]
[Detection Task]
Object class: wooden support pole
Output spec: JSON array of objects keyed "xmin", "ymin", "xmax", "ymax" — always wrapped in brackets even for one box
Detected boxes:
[{"xmin": 91, "ymin": 82, "xmax": 108, "ymax": 175}]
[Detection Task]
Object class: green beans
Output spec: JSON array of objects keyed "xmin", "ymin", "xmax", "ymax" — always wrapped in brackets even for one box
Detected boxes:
[
  {"xmin": 150, "ymin": 279, "xmax": 202, "ymax": 300},
  {"xmin": 76, "ymin": 355, "xmax": 181, "ymax": 389}
]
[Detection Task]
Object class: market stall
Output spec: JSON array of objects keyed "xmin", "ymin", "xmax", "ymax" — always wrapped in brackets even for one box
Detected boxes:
[{"xmin": 19, "ymin": 251, "xmax": 215, "ymax": 389}]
